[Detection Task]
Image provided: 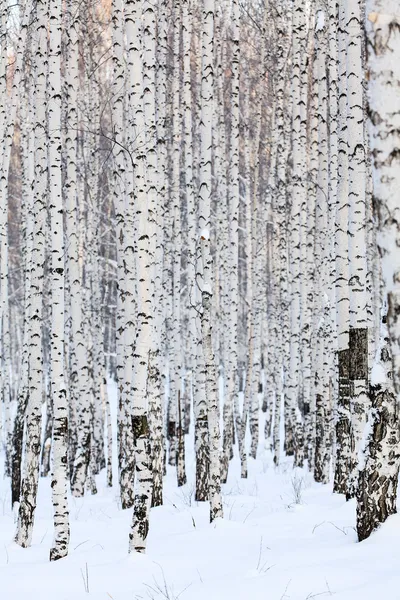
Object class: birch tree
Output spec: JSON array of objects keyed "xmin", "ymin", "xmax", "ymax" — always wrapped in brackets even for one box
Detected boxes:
[
  {"xmin": 288, "ymin": 0, "xmax": 309, "ymax": 469},
  {"xmin": 313, "ymin": 4, "xmax": 332, "ymax": 485},
  {"xmin": 127, "ymin": 0, "xmax": 154, "ymax": 553},
  {"xmin": 49, "ymin": 0, "xmax": 70, "ymax": 561},
  {"xmin": 144, "ymin": 0, "xmax": 164, "ymax": 508},
  {"xmin": 199, "ymin": 0, "xmax": 223, "ymax": 522},
  {"xmin": 221, "ymin": 0, "xmax": 239, "ymax": 483},
  {"xmin": 333, "ymin": 0, "xmax": 351, "ymax": 495},
  {"xmin": 345, "ymin": 0, "xmax": 371, "ymax": 500},
  {"xmin": 356, "ymin": 2, "xmax": 400, "ymax": 541},
  {"xmin": 15, "ymin": 0, "xmax": 47, "ymax": 547},
  {"xmin": 271, "ymin": 0, "xmax": 292, "ymax": 466}
]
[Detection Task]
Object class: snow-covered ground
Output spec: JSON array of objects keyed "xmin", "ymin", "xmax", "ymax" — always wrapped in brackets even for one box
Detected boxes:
[
  {"xmin": 1, "ymin": 382, "xmax": 398, "ymax": 600},
  {"xmin": 1, "ymin": 445, "xmax": 399, "ymax": 600}
]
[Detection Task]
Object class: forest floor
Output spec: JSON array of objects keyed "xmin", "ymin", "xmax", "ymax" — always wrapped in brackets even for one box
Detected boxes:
[{"xmin": 1, "ymin": 386, "xmax": 399, "ymax": 600}]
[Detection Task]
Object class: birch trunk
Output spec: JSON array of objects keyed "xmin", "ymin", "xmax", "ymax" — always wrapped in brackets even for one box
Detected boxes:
[
  {"xmin": 118, "ymin": 0, "xmax": 137, "ymax": 510},
  {"xmin": 127, "ymin": 0, "xmax": 153, "ymax": 553},
  {"xmin": 313, "ymin": 6, "xmax": 332, "ymax": 484},
  {"xmin": 305, "ymin": 11, "xmax": 319, "ymax": 470},
  {"xmin": 272, "ymin": 0, "xmax": 292, "ymax": 466},
  {"xmin": 357, "ymin": 316, "xmax": 400, "ymax": 540},
  {"xmin": 15, "ymin": 0, "xmax": 47, "ymax": 547},
  {"xmin": 367, "ymin": 6, "xmax": 400, "ymax": 395},
  {"xmin": 356, "ymin": 1, "xmax": 400, "ymax": 540},
  {"xmin": 49, "ymin": 0, "xmax": 69, "ymax": 561},
  {"xmin": 288, "ymin": 0, "xmax": 309, "ymax": 469},
  {"xmin": 301, "ymin": 3, "xmax": 316, "ymax": 466},
  {"xmin": 199, "ymin": 0, "xmax": 223, "ymax": 522},
  {"xmin": 68, "ymin": 0, "xmax": 93, "ymax": 499},
  {"xmin": 171, "ymin": 0, "xmax": 185, "ymax": 485},
  {"xmin": 0, "ymin": 0, "xmax": 33, "ymax": 479},
  {"xmin": 248, "ymin": 6, "xmax": 268, "ymax": 463},
  {"xmin": 346, "ymin": 0, "xmax": 370, "ymax": 499},
  {"xmin": 194, "ymin": 325, "xmax": 209, "ymax": 500},
  {"xmin": 333, "ymin": 0, "xmax": 352, "ymax": 495},
  {"xmin": 143, "ymin": 0, "xmax": 164, "ymax": 507}
]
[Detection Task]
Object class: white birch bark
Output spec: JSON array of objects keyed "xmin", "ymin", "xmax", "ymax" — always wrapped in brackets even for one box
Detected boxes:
[
  {"xmin": 264, "ymin": 92, "xmax": 277, "ymax": 444},
  {"xmin": 112, "ymin": 0, "xmax": 129, "ymax": 506},
  {"xmin": 288, "ymin": 0, "xmax": 309, "ymax": 468},
  {"xmin": 221, "ymin": 0, "xmax": 239, "ymax": 482},
  {"xmin": 114, "ymin": 0, "xmax": 136, "ymax": 509},
  {"xmin": 313, "ymin": 6, "xmax": 332, "ymax": 485},
  {"xmin": 248, "ymin": 6, "xmax": 269, "ymax": 463},
  {"xmin": 181, "ymin": 0, "xmax": 198, "ymax": 450},
  {"xmin": 346, "ymin": 0, "xmax": 370, "ymax": 499},
  {"xmin": 357, "ymin": 314, "xmax": 400, "ymax": 540},
  {"xmin": 112, "ymin": 0, "xmax": 127, "ymax": 501},
  {"xmin": 0, "ymin": 0, "xmax": 8, "ymax": 472},
  {"xmin": 68, "ymin": 0, "xmax": 93, "ymax": 499},
  {"xmin": 355, "ymin": 1, "xmax": 400, "ymax": 540},
  {"xmin": 333, "ymin": 0, "xmax": 351, "ymax": 494},
  {"xmin": 182, "ymin": 0, "xmax": 196, "ymax": 400},
  {"xmin": 159, "ymin": 1, "xmax": 172, "ymax": 461},
  {"xmin": 234, "ymin": 77, "xmax": 251, "ymax": 479},
  {"xmin": 103, "ymin": 377, "xmax": 113, "ymax": 487},
  {"xmin": 127, "ymin": 0, "xmax": 153, "ymax": 553},
  {"xmin": 0, "ymin": 2, "xmax": 6, "ymax": 159},
  {"xmin": 143, "ymin": 0, "xmax": 164, "ymax": 507},
  {"xmin": 305, "ymin": 11, "xmax": 319, "ymax": 470},
  {"xmin": 271, "ymin": 0, "xmax": 292, "ymax": 466},
  {"xmin": 199, "ymin": 0, "xmax": 223, "ymax": 521},
  {"xmin": 49, "ymin": 0, "xmax": 70, "ymax": 561},
  {"xmin": 11, "ymin": 59, "xmax": 35, "ymax": 507},
  {"xmin": 300, "ymin": 2, "xmax": 315, "ymax": 466},
  {"xmin": 170, "ymin": 0, "xmax": 185, "ymax": 485},
  {"xmin": 191, "ymin": 15, "xmax": 210, "ymax": 501},
  {"xmin": 16, "ymin": 48, "xmax": 35, "ymax": 479},
  {"xmin": 0, "ymin": 0, "xmax": 33, "ymax": 478},
  {"xmin": 155, "ymin": 0, "xmax": 168, "ymax": 389},
  {"xmin": 194, "ymin": 317, "xmax": 209, "ymax": 500},
  {"xmin": 366, "ymin": 6, "xmax": 400, "ymax": 395},
  {"xmin": 327, "ymin": 0, "xmax": 339, "ymax": 418},
  {"xmin": 15, "ymin": 0, "xmax": 46, "ymax": 547}
]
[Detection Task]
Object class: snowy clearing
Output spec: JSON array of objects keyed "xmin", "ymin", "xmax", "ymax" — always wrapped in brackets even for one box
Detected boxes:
[{"xmin": 1, "ymin": 442, "xmax": 397, "ymax": 600}]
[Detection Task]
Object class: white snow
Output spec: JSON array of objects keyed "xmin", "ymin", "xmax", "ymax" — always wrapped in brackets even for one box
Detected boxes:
[
  {"xmin": 371, "ymin": 325, "xmax": 387, "ymax": 386},
  {"xmin": 316, "ymin": 10, "xmax": 325, "ymax": 31},
  {"xmin": 1, "ymin": 384, "xmax": 399, "ymax": 599},
  {"xmin": 201, "ymin": 282, "xmax": 212, "ymax": 294},
  {"xmin": 371, "ymin": 362, "xmax": 386, "ymax": 385}
]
